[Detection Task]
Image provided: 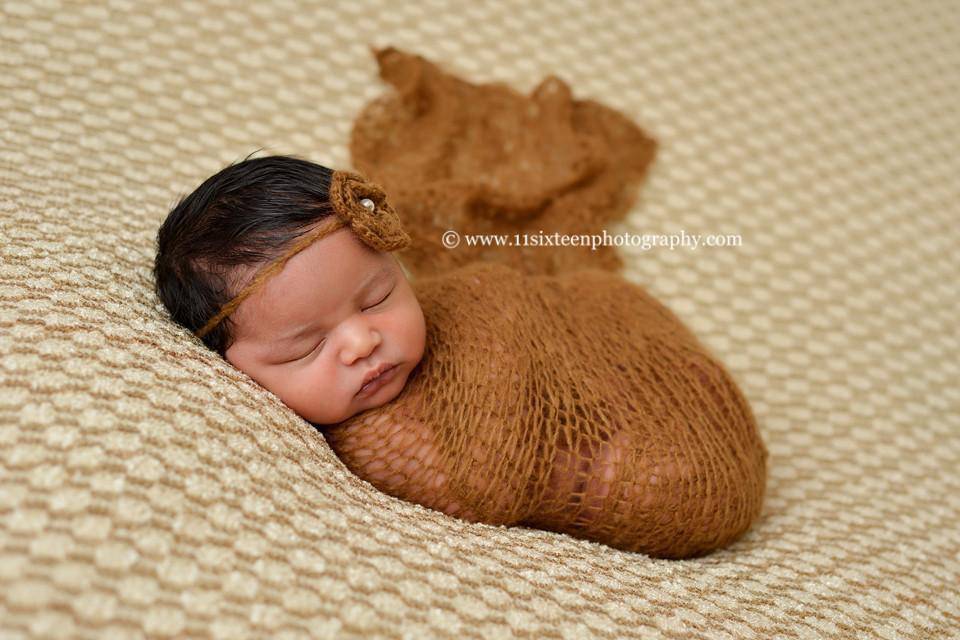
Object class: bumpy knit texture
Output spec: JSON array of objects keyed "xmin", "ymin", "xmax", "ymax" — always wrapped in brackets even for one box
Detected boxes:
[
  {"xmin": 4, "ymin": 1, "xmax": 960, "ymax": 638},
  {"xmin": 324, "ymin": 261, "xmax": 769, "ymax": 558}
]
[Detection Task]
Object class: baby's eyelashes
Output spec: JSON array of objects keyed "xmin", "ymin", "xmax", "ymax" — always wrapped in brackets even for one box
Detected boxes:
[{"xmin": 363, "ymin": 288, "xmax": 393, "ymax": 311}]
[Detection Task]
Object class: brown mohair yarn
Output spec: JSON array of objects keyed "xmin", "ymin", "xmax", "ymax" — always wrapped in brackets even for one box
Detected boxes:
[
  {"xmin": 324, "ymin": 261, "xmax": 768, "ymax": 559},
  {"xmin": 348, "ymin": 46, "xmax": 658, "ymax": 280}
]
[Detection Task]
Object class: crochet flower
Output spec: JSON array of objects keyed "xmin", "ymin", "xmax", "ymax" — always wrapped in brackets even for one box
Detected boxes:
[{"xmin": 329, "ymin": 170, "xmax": 411, "ymax": 252}]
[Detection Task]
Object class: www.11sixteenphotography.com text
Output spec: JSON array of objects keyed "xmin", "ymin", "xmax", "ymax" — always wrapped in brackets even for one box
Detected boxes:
[{"xmin": 440, "ymin": 229, "xmax": 743, "ymax": 251}]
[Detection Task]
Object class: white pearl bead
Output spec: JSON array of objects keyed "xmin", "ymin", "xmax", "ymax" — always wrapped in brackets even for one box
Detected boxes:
[{"xmin": 360, "ymin": 198, "xmax": 376, "ymax": 212}]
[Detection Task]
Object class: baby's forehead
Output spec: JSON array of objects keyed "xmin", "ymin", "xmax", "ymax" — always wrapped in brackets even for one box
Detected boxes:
[
  {"xmin": 233, "ymin": 228, "xmax": 374, "ymax": 290},
  {"xmin": 238, "ymin": 240, "xmax": 397, "ymax": 327}
]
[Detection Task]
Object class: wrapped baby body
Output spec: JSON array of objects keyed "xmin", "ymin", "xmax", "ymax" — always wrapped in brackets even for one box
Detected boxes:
[{"xmin": 324, "ymin": 261, "xmax": 768, "ymax": 559}]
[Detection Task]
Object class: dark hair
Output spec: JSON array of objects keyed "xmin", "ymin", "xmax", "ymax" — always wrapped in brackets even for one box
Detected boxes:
[{"xmin": 153, "ymin": 151, "xmax": 337, "ymax": 357}]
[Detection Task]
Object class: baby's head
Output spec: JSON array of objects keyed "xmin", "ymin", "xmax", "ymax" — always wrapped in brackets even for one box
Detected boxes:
[{"xmin": 153, "ymin": 153, "xmax": 426, "ymax": 426}]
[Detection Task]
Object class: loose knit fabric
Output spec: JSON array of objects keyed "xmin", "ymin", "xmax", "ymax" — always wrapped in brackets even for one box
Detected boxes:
[
  {"xmin": 324, "ymin": 261, "xmax": 769, "ymax": 559},
  {"xmin": 349, "ymin": 46, "xmax": 658, "ymax": 280}
]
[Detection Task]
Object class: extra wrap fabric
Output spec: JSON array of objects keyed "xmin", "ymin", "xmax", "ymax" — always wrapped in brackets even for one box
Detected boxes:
[
  {"xmin": 324, "ymin": 261, "xmax": 769, "ymax": 559},
  {"xmin": 348, "ymin": 46, "xmax": 658, "ymax": 280}
]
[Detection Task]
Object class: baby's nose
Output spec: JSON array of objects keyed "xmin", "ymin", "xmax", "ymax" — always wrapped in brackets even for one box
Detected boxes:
[{"xmin": 340, "ymin": 323, "xmax": 382, "ymax": 364}]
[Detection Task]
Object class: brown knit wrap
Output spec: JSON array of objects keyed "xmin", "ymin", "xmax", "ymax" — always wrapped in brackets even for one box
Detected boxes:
[
  {"xmin": 324, "ymin": 262, "xmax": 769, "ymax": 559},
  {"xmin": 316, "ymin": 47, "xmax": 768, "ymax": 557},
  {"xmin": 193, "ymin": 169, "xmax": 411, "ymax": 340}
]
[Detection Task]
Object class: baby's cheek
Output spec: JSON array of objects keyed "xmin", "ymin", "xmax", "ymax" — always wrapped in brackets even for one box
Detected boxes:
[{"xmin": 400, "ymin": 293, "xmax": 427, "ymax": 361}]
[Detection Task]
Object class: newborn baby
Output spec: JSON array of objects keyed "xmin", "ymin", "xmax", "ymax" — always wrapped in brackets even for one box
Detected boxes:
[
  {"xmin": 155, "ymin": 154, "xmax": 768, "ymax": 558},
  {"xmin": 221, "ymin": 219, "xmax": 426, "ymax": 426}
]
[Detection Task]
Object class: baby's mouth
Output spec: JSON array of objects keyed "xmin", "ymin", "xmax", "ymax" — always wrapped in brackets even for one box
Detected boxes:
[{"xmin": 356, "ymin": 363, "xmax": 399, "ymax": 398}]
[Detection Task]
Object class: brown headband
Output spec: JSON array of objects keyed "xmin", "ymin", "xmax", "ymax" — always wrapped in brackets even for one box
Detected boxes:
[{"xmin": 193, "ymin": 169, "xmax": 411, "ymax": 341}]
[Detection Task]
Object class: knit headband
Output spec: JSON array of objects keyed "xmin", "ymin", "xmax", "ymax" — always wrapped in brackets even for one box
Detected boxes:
[{"xmin": 193, "ymin": 169, "xmax": 411, "ymax": 341}]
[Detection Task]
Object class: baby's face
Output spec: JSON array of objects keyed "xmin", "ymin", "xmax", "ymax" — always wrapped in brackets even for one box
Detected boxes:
[{"xmin": 224, "ymin": 226, "xmax": 426, "ymax": 425}]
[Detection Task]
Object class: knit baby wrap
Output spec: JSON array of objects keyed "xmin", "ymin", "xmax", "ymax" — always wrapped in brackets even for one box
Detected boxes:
[
  {"xmin": 194, "ymin": 168, "xmax": 768, "ymax": 558},
  {"xmin": 323, "ymin": 47, "xmax": 768, "ymax": 556},
  {"xmin": 324, "ymin": 260, "xmax": 768, "ymax": 559}
]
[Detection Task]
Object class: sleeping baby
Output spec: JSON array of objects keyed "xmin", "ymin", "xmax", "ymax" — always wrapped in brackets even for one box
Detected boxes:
[{"xmin": 154, "ymin": 154, "xmax": 769, "ymax": 559}]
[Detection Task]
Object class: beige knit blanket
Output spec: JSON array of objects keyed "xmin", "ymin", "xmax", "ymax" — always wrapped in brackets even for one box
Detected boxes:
[{"xmin": 1, "ymin": 1, "xmax": 958, "ymax": 638}]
